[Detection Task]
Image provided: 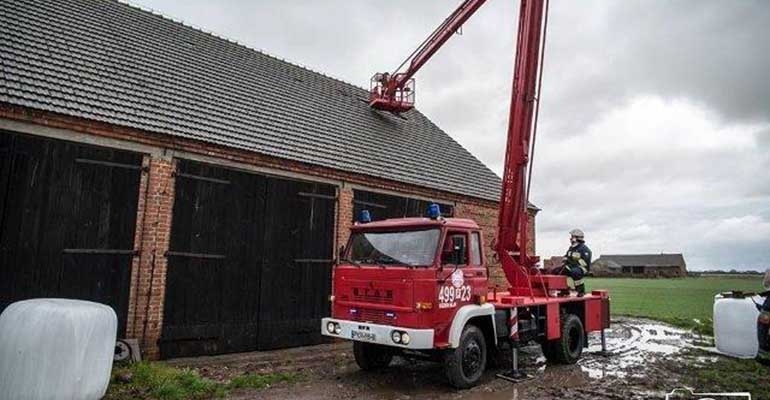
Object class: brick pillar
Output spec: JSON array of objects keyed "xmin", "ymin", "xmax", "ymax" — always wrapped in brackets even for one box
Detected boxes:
[
  {"xmin": 527, "ymin": 209, "xmax": 537, "ymax": 256},
  {"xmin": 132, "ymin": 155, "xmax": 176, "ymax": 360},
  {"xmin": 337, "ymin": 185, "xmax": 354, "ymax": 249}
]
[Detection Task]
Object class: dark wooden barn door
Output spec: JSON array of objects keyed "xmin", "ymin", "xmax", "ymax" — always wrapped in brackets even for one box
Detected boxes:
[
  {"xmin": 0, "ymin": 132, "xmax": 142, "ymax": 335},
  {"xmin": 161, "ymin": 160, "xmax": 335, "ymax": 358},
  {"xmin": 161, "ymin": 160, "xmax": 266, "ymax": 358},
  {"xmin": 258, "ymin": 178, "xmax": 335, "ymax": 349}
]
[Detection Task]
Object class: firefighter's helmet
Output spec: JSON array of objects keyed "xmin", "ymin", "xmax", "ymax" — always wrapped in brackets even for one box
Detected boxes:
[{"xmin": 569, "ymin": 229, "xmax": 585, "ymax": 239}]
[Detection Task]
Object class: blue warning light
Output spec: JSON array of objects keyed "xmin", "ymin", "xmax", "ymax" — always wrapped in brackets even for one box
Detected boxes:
[
  {"xmin": 427, "ymin": 203, "xmax": 441, "ymax": 219},
  {"xmin": 359, "ymin": 209, "xmax": 372, "ymax": 223}
]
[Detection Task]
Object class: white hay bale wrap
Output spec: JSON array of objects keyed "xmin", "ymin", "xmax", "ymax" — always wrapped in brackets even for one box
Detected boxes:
[
  {"xmin": 713, "ymin": 293, "xmax": 761, "ymax": 359},
  {"xmin": 0, "ymin": 299, "xmax": 117, "ymax": 400}
]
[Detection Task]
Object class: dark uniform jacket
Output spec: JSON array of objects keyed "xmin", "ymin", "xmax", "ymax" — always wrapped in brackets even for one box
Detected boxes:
[{"xmin": 564, "ymin": 242, "xmax": 592, "ymax": 273}]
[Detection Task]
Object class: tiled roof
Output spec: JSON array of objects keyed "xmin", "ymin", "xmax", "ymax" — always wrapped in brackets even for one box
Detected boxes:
[{"xmin": 0, "ymin": 0, "xmax": 505, "ymax": 202}]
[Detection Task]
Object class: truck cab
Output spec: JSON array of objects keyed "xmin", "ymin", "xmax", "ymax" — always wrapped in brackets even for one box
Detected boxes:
[
  {"xmin": 323, "ymin": 214, "xmax": 511, "ymax": 388},
  {"xmin": 325, "ymin": 216, "xmax": 489, "ymax": 349}
]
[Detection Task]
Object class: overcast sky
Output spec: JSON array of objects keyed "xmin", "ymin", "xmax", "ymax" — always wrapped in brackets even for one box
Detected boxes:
[{"xmin": 130, "ymin": 0, "xmax": 770, "ymax": 270}]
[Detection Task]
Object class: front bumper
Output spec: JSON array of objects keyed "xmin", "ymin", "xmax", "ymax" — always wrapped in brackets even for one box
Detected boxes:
[{"xmin": 321, "ymin": 318, "xmax": 434, "ymax": 349}]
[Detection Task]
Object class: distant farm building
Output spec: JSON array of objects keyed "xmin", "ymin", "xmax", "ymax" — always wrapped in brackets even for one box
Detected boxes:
[{"xmin": 591, "ymin": 254, "xmax": 687, "ymax": 277}]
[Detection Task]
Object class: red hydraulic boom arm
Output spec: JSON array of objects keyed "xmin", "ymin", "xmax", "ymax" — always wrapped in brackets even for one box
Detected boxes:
[
  {"xmin": 369, "ymin": 0, "xmax": 551, "ymax": 296},
  {"xmin": 369, "ymin": 0, "xmax": 489, "ymax": 113},
  {"xmin": 496, "ymin": 0, "xmax": 547, "ymax": 295}
]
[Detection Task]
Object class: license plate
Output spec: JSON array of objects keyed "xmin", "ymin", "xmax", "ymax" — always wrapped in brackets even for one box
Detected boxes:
[{"xmin": 351, "ymin": 330, "xmax": 376, "ymax": 342}]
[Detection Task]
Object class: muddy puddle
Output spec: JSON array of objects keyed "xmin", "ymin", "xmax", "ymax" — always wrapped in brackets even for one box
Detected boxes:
[
  {"xmin": 183, "ymin": 317, "xmax": 715, "ymax": 400},
  {"xmin": 578, "ymin": 318, "xmax": 704, "ymax": 379}
]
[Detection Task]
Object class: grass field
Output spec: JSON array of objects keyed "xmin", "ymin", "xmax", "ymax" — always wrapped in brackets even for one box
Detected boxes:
[
  {"xmin": 587, "ymin": 276, "xmax": 764, "ymax": 334},
  {"xmin": 586, "ymin": 276, "xmax": 770, "ymax": 398}
]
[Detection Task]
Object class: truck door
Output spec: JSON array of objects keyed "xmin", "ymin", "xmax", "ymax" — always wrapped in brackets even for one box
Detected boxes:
[
  {"xmin": 467, "ymin": 231, "xmax": 488, "ymax": 297},
  {"xmin": 437, "ymin": 231, "xmax": 485, "ymax": 311}
]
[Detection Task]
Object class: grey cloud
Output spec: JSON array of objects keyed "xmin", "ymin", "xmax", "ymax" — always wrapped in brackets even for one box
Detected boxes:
[
  {"xmin": 128, "ymin": 0, "xmax": 770, "ymax": 269},
  {"xmin": 541, "ymin": 0, "xmax": 770, "ymax": 134}
]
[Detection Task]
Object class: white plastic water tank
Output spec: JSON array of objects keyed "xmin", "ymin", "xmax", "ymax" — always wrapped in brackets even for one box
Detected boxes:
[
  {"xmin": 713, "ymin": 293, "xmax": 762, "ymax": 358},
  {"xmin": 0, "ymin": 299, "xmax": 117, "ymax": 400}
]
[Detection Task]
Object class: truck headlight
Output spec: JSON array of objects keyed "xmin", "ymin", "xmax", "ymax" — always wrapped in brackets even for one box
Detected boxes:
[
  {"xmin": 391, "ymin": 331, "xmax": 401, "ymax": 344},
  {"xmin": 327, "ymin": 322, "xmax": 336, "ymax": 334},
  {"xmin": 334, "ymin": 324, "xmax": 342, "ymax": 334},
  {"xmin": 400, "ymin": 332, "xmax": 410, "ymax": 345}
]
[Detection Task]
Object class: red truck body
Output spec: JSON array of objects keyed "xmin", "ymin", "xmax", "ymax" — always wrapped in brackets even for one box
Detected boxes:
[
  {"xmin": 324, "ymin": 217, "xmax": 609, "ymax": 387},
  {"xmin": 332, "ymin": 218, "xmax": 609, "ymax": 345}
]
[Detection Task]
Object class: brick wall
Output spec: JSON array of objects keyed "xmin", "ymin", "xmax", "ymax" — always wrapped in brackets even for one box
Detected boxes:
[
  {"xmin": 125, "ymin": 156, "xmax": 150, "ymax": 338},
  {"xmin": 336, "ymin": 186, "xmax": 354, "ymax": 249},
  {"xmin": 129, "ymin": 156, "xmax": 176, "ymax": 360},
  {"xmin": 454, "ymin": 201, "xmax": 537, "ymax": 289}
]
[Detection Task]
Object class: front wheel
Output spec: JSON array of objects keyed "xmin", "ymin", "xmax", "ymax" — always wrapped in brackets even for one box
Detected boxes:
[
  {"xmin": 444, "ymin": 325, "xmax": 487, "ymax": 389},
  {"xmin": 353, "ymin": 342, "xmax": 394, "ymax": 371}
]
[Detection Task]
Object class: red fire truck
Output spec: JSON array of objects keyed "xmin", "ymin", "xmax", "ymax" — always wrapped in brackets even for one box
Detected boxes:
[{"xmin": 322, "ymin": 0, "xmax": 610, "ymax": 388}]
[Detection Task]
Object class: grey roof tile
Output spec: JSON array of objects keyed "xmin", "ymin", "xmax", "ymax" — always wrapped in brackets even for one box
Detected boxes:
[{"xmin": 0, "ymin": 0, "xmax": 505, "ymax": 202}]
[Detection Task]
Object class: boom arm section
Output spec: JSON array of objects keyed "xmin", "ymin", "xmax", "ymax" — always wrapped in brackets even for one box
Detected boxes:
[
  {"xmin": 368, "ymin": 0, "xmax": 554, "ymax": 296},
  {"xmin": 496, "ymin": 0, "xmax": 546, "ymax": 295},
  {"xmin": 369, "ymin": 0, "xmax": 489, "ymax": 113}
]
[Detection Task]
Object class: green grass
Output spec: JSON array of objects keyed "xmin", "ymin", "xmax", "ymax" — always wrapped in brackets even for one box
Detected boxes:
[
  {"xmin": 588, "ymin": 276, "xmax": 764, "ymax": 334},
  {"xmin": 587, "ymin": 276, "xmax": 770, "ymax": 398},
  {"xmin": 106, "ymin": 362, "xmax": 297, "ymax": 400},
  {"xmin": 684, "ymin": 355, "xmax": 770, "ymax": 399}
]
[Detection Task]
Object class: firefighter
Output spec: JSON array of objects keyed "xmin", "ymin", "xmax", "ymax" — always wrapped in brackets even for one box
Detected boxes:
[
  {"xmin": 378, "ymin": 72, "xmax": 391, "ymax": 96},
  {"xmin": 559, "ymin": 228, "xmax": 592, "ymax": 297}
]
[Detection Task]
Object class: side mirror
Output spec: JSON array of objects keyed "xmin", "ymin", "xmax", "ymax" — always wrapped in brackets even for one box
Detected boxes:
[{"xmin": 763, "ymin": 269, "xmax": 770, "ymax": 290}]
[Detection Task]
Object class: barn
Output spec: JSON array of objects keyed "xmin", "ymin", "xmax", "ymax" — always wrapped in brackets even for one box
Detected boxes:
[
  {"xmin": 591, "ymin": 254, "xmax": 688, "ymax": 278},
  {"xmin": 0, "ymin": 0, "xmax": 538, "ymax": 359}
]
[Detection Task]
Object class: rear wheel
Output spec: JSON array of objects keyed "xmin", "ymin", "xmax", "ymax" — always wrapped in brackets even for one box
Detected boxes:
[
  {"xmin": 444, "ymin": 325, "xmax": 487, "ymax": 389},
  {"xmin": 540, "ymin": 340, "xmax": 558, "ymax": 362},
  {"xmin": 542, "ymin": 313, "xmax": 584, "ymax": 364},
  {"xmin": 353, "ymin": 342, "xmax": 394, "ymax": 371}
]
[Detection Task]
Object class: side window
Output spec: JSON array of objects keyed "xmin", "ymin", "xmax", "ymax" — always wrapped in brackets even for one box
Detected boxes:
[
  {"xmin": 441, "ymin": 232, "xmax": 468, "ymax": 266},
  {"xmin": 470, "ymin": 232, "xmax": 482, "ymax": 265}
]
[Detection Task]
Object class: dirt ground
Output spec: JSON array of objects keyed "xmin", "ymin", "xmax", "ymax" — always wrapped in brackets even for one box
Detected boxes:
[{"xmin": 168, "ymin": 318, "xmax": 721, "ymax": 399}]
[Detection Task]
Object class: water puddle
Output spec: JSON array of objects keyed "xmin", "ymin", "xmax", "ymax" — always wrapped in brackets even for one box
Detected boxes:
[{"xmin": 578, "ymin": 318, "xmax": 699, "ymax": 379}]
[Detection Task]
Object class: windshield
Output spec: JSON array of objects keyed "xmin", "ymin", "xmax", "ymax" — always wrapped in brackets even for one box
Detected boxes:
[{"xmin": 347, "ymin": 228, "xmax": 440, "ymax": 266}]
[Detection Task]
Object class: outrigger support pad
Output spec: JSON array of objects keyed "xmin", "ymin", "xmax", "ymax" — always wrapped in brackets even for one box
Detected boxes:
[{"xmin": 496, "ymin": 345, "xmax": 533, "ymax": 383}]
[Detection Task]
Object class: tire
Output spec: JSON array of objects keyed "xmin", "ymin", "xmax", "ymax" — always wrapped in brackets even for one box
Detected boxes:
[
  {"xmin": 540, "ymin": 340, "xmax": 558, "ymax": 362},
  {"xmin": 444, "ymin": 325, "xmax": 487, "ymax": 389},
  {"xmin": 353, "ymin": 342, "xmax": 394, "ymax": 371},
  {"xmin": 542, "ymin": 313, "xmax": 585, "ymax": 364},
  {"xmin": 486, "ymin": 345, "xmax": 508, "ymax": 369}
]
